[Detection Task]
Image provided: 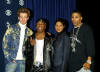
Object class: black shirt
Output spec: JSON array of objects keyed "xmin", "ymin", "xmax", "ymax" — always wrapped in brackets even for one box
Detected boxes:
[{"xmin": 69, "ymin": 24, "xmax": 95, "ymax": 72}]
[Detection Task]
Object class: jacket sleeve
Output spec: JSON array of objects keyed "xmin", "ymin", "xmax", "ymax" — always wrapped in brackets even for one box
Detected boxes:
[
  {"xmin": 25, "ymin": 36, "xmax": 34, "ymax": 72},
  {"xmin": 62, "ymin": 35, "xmax": 70, "ymax": 72},
  {"xmin": 85, "ymin": 26, "xmax": 95, "ymax": 58},
  {"xmin": 50, "ymin": 38, "xmax": 55, "ymax": 68},
  {"xmin": 2, "ymin": 27, "xmax": 13, "ymax": 62}
]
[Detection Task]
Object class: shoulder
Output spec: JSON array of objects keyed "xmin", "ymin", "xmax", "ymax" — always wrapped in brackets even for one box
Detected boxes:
[
  {"xmin": 27, "ymin": 27, "xmax": 33, "ymax": 36},
  {"xmin": 62, "ymin": 32, "xmax": 70, "ymax": 43},
  {"xmin": 7, "ymin": 24, "xmax": 20, "ymax": 31},
  {"xmin": 82, "ymin": 24, "xmax": 92, "ymax": 30},
  {"xmin": 45, "ymin": 32, "xmax": 55, "ymax": 41},
  {"xmin": 63, "ymin": 32, "xmax": 69, "ymax": 38},
  {"xmin": 82, "ymin": 24, "xmax": 93, "ymax": 32},
  {"xmin": 4, "ymin": 24, "xmax": 17, "ymax": 35},
  {"xmin": 46, "ymin": 32, "xmax": 55, "ymax": 37},
  {"xmin": 10, "ymin": 24, "xmax": 19, "ymax": 28}
]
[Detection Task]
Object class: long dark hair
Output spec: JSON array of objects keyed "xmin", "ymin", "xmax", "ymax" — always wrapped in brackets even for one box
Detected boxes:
[{"xmin": 55, "ymin": 18, "xmax": 69, "ymax": 32}]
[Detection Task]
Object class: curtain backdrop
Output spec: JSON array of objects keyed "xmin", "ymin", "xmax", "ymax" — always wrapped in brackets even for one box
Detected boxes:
[
  {"xmin": 24, "ymin": 0, "xmax": 76, "ymax": 33},
  {"xmin": 0, "ymin": 0, "xmax": 76, "ymax": 72},
  {"xmin": 0, "ymin": 0, "xmax": 24, "ymax": 72}
]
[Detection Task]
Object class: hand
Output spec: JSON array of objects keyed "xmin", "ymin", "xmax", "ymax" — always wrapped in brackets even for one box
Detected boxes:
[
  {"xmin": 47, "ymin": 32, "xmax": 51, "ymax": 36},
  {"xmin": 30, "ymin": 37, "xmax": 35, "ymax": 46},
  {"xmin": 12, "ymin": 60, "xmax": 16, "ymax": 63},
  {"xmin": 83, "ymin": 62, "xmax": 91, "ymax": 70}
]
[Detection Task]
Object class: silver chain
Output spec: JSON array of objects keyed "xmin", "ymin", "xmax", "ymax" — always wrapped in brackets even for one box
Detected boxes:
[{"xmin": 71, "ymin": 24, "xmax": 83, "ymax": 52}]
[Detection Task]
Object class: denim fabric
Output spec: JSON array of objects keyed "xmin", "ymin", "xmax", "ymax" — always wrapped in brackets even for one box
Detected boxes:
[
  {"xmin": 5, "ymin": 60, "xmax": 25, "ymax": 72},
  {"xmin": 2, "ymin": 24, "xmax": 33, "ymax": 62}
]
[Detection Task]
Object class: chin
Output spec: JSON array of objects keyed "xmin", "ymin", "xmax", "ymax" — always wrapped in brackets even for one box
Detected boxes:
[
  {"xmin": 20, "ymin": 22, "xmax": 26, "ymax": 24},
  {"xmin": 57, "ymin": 31, "xmax": 61, "ymax": 33},
  {"xmin": 22, "ymin": 23, "xmax": 26, "ymax": 25}
]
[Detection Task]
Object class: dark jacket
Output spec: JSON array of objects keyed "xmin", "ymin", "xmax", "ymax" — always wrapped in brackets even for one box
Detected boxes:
[
  {"xmin": 53, "ymin": 31, "xmax": 70, "ymax": 72},
  {"xmin": 25, "ymin": 32, "xmax": 54, "ymax": 72},
  {"xmin": 69, "ymin": 24, "xmax": 95, "ymax": 72}
]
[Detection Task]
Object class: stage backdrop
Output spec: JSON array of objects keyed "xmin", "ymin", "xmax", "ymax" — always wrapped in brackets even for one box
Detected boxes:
[
  {"xmin": 0, "ymin": 0, "xmax": 76, "ymax": 72},
  {"xmin": 0, "ymin": 0, "xmax": 24, "ymax": 72},
  {"xmin": 24, "ymin": 0, "xmax": 76, "ymax": 33}
]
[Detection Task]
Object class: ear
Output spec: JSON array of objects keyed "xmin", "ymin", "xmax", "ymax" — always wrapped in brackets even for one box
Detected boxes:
[
  {"xmin": 81, "ymin": 17, "xmax": 83, "ymax": 20},
  {"xmin": 18, "ymin": 17, "xmax": 19, "ymax": 20},
  {"xmin": 27, "ymin": 17, "xmax": 29, "ymax": 20},
  {"xmin": 63, "ymin": 25, "xmax": 65, "ymax": 28},
  {"xmin": 45, "ymin": 24, "xmax": 46, "ymax": 29}
]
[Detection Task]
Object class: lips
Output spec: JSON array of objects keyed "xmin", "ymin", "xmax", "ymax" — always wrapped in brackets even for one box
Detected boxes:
[{"xmin": 56, "ymin": 29, "xmax": 61, "ymax": 32}]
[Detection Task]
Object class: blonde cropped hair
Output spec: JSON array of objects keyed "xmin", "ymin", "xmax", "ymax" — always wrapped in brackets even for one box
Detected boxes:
[{"xmin": 17, "ymin": 8, "xmax": 30, "ymax": 17}]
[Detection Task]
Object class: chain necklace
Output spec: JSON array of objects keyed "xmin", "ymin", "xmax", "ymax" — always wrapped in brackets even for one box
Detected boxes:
[{"xmin": 71, "ymin": 24, "xmax": 83, "ymax": 52}]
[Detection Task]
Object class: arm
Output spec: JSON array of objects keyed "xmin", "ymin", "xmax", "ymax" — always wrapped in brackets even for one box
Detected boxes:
[
  {"xmin": 2, "ymin": 27, "xmax": 13, "ymax": 62},
  {"xmin": 86, "ymin": 26, "xmax": 95, "ymax": 58},
  {"xmin": 62, "ymin": 35, "xmax": 70, "ymax": 72},
  {"xmin": 25, "ymin": 36, "xmax": 33, "ymax": 72},
  {"xmin": 83, "ymin": 26, "xmax": 95, "ymax": 70}
]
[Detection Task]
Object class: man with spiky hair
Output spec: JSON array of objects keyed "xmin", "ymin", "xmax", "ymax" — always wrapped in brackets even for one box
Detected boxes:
[{"xmin": 2, "ymin": 8, "xmax": 33, "ymax": 72}]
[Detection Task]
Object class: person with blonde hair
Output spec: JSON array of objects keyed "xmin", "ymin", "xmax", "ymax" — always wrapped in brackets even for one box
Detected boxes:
[{"xmin": 2, "ymin": 8, "xmax": 33, "ymax": 72}]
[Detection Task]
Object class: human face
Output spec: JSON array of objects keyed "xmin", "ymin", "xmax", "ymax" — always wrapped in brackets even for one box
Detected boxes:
[
  {"xmin": 71, "ymin": 13, "xmax": 82, "ymax": 27},
  {"xmin": 36, "ymin": 21, "xmax": 46, "ymax": 33},
  {"xmin": 55, "ymin": 21, "xmax": 65, "ymax": 33},
  {"xmin": 18, "ymin": 13, "xmax": 29, "ymax": 25}
]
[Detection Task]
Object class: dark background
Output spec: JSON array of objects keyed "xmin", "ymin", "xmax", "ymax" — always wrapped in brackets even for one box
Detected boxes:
[
  {"xmin": 0, "ymin": 0, "xmax": 76, "ymax": 72},
  {"xmin": 0, "ymin": 0, "xmax": 97, "ymax": 71},
  {"xmin": 76, "ymin": 0, "xmax": 97, "ymax": 71}
]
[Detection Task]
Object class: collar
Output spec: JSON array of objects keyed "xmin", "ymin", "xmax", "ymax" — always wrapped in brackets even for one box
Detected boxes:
[
  {"xmin": 74, "ymin": 23, "xmax": 83, "ymax": 28},
  {"xmin": 18, "ymin": 22, "xmax": 26, "ymax": 29}
]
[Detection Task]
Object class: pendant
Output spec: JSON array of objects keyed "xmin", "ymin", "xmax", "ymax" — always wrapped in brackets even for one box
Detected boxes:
[
  {"xmin": 71, "ymin": 42, "xmax": 75, "ymax": 48},
  {"xmin": 72, "ymin": 47, "xmax": 76, "ymax": 52},
  {"xmin": 71, "ymin": 42, "xmax": 76, "ymax": 52}
]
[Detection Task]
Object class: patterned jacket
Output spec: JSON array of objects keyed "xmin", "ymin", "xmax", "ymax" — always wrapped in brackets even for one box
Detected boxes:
[{"xmin": 2, "ymin": 23, "xmax": 33, "ymax": 63}]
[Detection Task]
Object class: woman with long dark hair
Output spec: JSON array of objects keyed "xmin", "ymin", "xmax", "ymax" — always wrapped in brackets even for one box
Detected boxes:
[{"xmin": 53, "ymin": 18, "xmax": 70, "ymax": 72}]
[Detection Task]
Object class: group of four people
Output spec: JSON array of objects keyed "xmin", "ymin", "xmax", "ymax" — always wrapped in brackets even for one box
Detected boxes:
[{"xmin": 2, "ymin": 8, "xmax": 95, "ymax": 72}]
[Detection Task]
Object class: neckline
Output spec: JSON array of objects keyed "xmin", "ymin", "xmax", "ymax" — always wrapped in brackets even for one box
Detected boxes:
[{"xmin": 72, "ymin": 23, "xmax": 83, "ymax": 36}]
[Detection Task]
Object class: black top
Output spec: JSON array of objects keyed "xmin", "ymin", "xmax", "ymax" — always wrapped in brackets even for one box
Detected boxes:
[
  {"xmin": 69, "ymin": 24, "xmax": 95, "ymax": 72},
  {"xmin": 53, "ymin": 31, "xmax": 70, "ymax": 72},
  {"xmin": 25, "ymin": 32, "xmax": 54, "ymax": 72}
]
